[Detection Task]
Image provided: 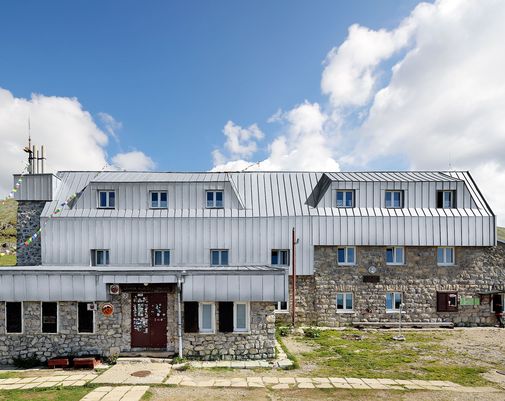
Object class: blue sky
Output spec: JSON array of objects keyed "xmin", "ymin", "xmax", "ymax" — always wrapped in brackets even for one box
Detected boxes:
[{"xmin": 0, "ymin": 0, "xmax": 420, "ymax": 171}]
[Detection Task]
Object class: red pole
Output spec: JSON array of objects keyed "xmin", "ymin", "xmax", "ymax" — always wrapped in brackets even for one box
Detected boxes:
[{"xmin": 291, "ymin": 227, "xmax": 296, "ymax": 326}]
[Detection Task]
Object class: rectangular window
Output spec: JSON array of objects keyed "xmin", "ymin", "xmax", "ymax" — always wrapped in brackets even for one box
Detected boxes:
[
  {"xmin": 206, "ymin": 190, "xmax": 224, "ymax": 208},
  {"xmin": 386, "ymin": 292, "xmax": 402, "ymax": 312},
  {"xmin": 234, "ymin": 302, "xmax": 249, "ymax": 332},
  {"xmin": 152, "ymin": 250, "xmax": 170, "ymax": 266},
  {"xmin": 336, "ymin": 293, "xmax": 353, "ymax": 313},
  {"xmin": 41, "ymin": 302, "xmax": 58, "ymax": 333},
  {"xmin": 274, "ymin": 301, "xmax": 289, "ymax": 313},
  {"xmin": 92, "ymin": 249, "xmax": 110, "ymax": 266},
  {"xmin": 78, "ymin": 302, "xmax": 95, "ymax": 333},
  {"xmin": 437, "ymin": 292, "xmax": 458, "ymax": 312},
  {"xmin": 6, "ymin": 302, "xmax": 23, "ymax": 334},
  {"xmin": 336, "ymin": 190, "xmax": 354, "ymax": 208},
  {"xmin": 271, "ymin": 250, "xmax": 289, "ymax": 266},
  {"xmin": 199, "ymin": 302, "xmax": 215, "ymax": 333},
  {"xmin": 210, "ymin": 249, "xmax": 229, "ymax": 266},
  {"xmin": 386, "ymin": 247, "xmax": 404, "ymax": 265},
  {"xmin": 218, "ymin": 302, "xmax": 234, "ymax": 333},
  {"xmin": 98, "ymin": 191, "xmax": 115, "ymax": 208},
  {"xmin": 183, "ymin": 302, "xmax": 199, "ymax": 333},
  {"xmin": 150, "ymin": 191, "xmax": 168, "ymax": 208},
  {"xmin": 385, "ymin": 190, "xmax": 403, "ymax": 208},
  {"xmin": 437, "ymin": 247, "xmax": 455, "ymax": 265},
  {"xmin": 437, "ymin": 190, "xmax": 455, "ymax": 208},
  {"xmin": 337, "ymin": 246, "xmax": 356, "ymax": 265}
]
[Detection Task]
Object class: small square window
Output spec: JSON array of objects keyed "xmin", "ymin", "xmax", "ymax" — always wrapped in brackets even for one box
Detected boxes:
[
  {"xmin": 337, "ymin": 247, "xmax": 356, "ymax": 265},
  {"xmin": 385, "ymin": 190, "xmax": 403, "ymax": 208},
  {"xmin": 437, "ymin": 292, "xmax": 458, "ymax": 312},
  {"xmin": 199, "ymin": 302, "xmax": 215, "ymax": 333},
  {"xmin": 210, "ymin": 249, "xmax": 229, "ymax": 266},
  {"xmin": 234, "ymin": 302, "xmax": 249, "ymax": 332},
  {"xmin": 437, "ymin": 191, "xmax": 455, "ymax": 208},
  {"xmin": 271, "ymin": 250, "xmax": 289, "ymax": 266},
  {"xmin": 336, "ymin": 190, "xmax": 354, "ymax": 208},
  {"xmin": 92, "ymin": 249, "xmax": 110, "ymax": 266},
  {"xmin": 386, "ymin": 292, "xmax": 403, "ymax": 312},
  {"xmin": 206, "ymin": 191, "xmax": 224, "ymax": 208},
  {"xmin": 150, "ymin": 191, "xmax": 168, "ymax": 208},
  {"xmin": 336, "ymin": 293, "xmax": 354, "ymax": 313},
  {"xmin": 274, "ymin": 301, "xmax": 289, "ymax": 313},
  {"xmin": 152, "ymin": 250, "xmax": 170, "ymax": 266},
  {"xmin": 98, "ymin": 191, "xmax": 115, "ymax": 208},
  {"xmin": 437, "ymin": 247, "xmax": 455, "ymax": 265},
  {"xmin": 386, "ymin": 247, "xmax": 404, "ymax": 265}
]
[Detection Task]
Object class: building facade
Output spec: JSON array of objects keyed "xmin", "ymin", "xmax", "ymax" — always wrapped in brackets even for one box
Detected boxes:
[{"xmin": 0, "ymin": 170, "xmax": 503, "ymax": 364}]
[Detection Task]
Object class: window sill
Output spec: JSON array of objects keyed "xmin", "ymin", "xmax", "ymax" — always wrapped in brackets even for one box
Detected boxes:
[
  {"xmin": 97, "ymin": 207, "xmax": 115, "ymax": 209},
  {"xmin": 274, "ymin": 310, "xmax": 290, "ymax": 314},
  {"xmin": 198, "ymin": 331, "xmax": 216, "ymax": 335},
  {"xmin": 386, "ymin": 263, "xmax": 405, "ymax": 266},
  {"xmin": 150, "ymin": 207, "xmax": 168, "ymax": 209},
  {"xmin": 336, "ymin": 310, "xmax": 355, "ymax": 314},
  {"xmin": 233, "ymin": 330, "xmax": 250, "ymax": 334},
  {"xmin": 386, "ymin": 310, "xmax": 406, "ymax": 314},
  {"xmin": 437, "ymin": 264, "xmax": 456, "ymax": 267},
  {"xmin": 5, "ymin": 332, "xmax": 23, "ymax": 335},
  {"xmin": 337, "ymin": 264, "xmax": 356, "ymax": 267}
]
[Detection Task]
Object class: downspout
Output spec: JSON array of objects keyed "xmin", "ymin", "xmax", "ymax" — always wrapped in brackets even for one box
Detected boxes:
[
  {"xmin": 291, "ymin": 227, "xmax": 296, "ymax": 326},
  {"xmin": 177, "ymin": 271, "xmax": 186, "ymax": 358}
]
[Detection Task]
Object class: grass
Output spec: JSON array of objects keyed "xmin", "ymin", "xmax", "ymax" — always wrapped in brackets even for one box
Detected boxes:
[
  {"xmin": 0, "ymin": 371, "xmax": 21, "ymax": 379},
  {"xmin": 276, "ymin": 329, "xmax": 300, "ymax": 369},
  {"xmin": 141, "ymin": 389, "xmax": 154, "ymax": 400},
  {"xmin": 292, "ymin": 329, "xmax": 490, "ymax": 386},
  {"xmin": 0, "ymin": 386, "xmax": 91, "ymax": 401},
  {"xmin": 498, "ymin": 226, "xmax": 505, "ymax": 241},
  {"xmin": 0, "ymin": 254, "xmax": 15, "ymax": 266}
]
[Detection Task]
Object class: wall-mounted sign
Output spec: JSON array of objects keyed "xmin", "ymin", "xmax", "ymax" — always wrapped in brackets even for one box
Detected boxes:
[{"xmin": 101, "ymin": 303, "xmax": 114, "ymax": 316}]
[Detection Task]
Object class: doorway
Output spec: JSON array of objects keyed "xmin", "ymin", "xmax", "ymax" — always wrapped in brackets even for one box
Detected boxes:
[{"xmin": 131, "ymin": 293, "xmax": 167, "ymax": 349}]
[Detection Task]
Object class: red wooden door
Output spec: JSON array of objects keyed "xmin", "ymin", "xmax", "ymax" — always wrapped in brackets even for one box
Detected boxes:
[{"xmin": 131, "ymin": 293, "xmax": 167, "ymax": 349}]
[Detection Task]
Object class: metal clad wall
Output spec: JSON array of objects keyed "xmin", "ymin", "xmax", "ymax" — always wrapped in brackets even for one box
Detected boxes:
[{"xmin": 14, "ymin": 174, "xmax": 59, "ymax": 201}]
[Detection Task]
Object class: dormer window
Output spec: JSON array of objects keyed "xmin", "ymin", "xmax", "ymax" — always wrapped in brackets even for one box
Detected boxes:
[
  {"xmin": 385, "ymin": 190, "xmax": 403, "ymax": 208},
  {"xmin": 150, "ymin": 191, "xmax": 168, "ymax": 208},
  {"xmin": 206, "ymin": 190, "xmax": 223, "ymax": 208},
  {"xmin": 336, "ymin": 190, "xmax": 354, "ymax": 208},
  {"xmin": 98, "ymin": 191, "xmax": 115, "ymax": 209},
  {"xmin": 437, "ymin": 190, "xmax": 455, "ymax": 208}
]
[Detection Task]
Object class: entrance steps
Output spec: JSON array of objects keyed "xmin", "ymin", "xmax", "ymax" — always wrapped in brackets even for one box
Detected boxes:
[{"xmin": 118, "ymin": 350, "xmax": 174, "ymax": 363}]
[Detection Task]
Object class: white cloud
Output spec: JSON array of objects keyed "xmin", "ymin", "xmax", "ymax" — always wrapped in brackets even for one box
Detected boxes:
[
  {"xmin": 111, "ymin": 151, "xmax": 155, "ymax": 171},
  {"xmin": 223, "ymin": 121, "xmax": 264, "ymax": 159},
  {"xmin": 0, "ymin": 88, "xmax": 155, "ymax": 196},
  {"xmin": 98, "ymin": 112, "xmax": 122, "ymax": 143}
]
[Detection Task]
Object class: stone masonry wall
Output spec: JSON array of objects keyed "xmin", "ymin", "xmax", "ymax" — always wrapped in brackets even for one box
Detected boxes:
[
  {"xmin": 285, "ymin": 244, "xmax": 505, "ymax": 327},
  {"xmin": 16, "ymin": 201, "xmax": 46, "ymax": 266},
  {"xmin": 183, "ymin": 302, "xmax": 276, "ymax": 360}
]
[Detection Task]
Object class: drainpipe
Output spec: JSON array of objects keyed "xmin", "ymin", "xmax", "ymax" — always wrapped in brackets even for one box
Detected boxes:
[
  {"xmin": 291, "ymin": 227, "xmax": 296, "ymax": 326},
  {"xmin": 177, "ymin": 271, "xmax": 186, "ymax": 358}
]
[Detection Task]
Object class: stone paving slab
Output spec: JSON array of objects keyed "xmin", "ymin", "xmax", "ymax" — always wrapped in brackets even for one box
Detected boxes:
[
  {"xmin": 80, "ymin": 385, "xmax": 149, "ymax": 401},
  {"xmin": 92, "ymin": 362, "xmax": 171, "ymax": 384}
]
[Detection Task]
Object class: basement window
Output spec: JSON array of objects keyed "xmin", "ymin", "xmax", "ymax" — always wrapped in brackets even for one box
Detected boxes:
[
  {"xmin": 98, "ymin": 190, "xmax": 115, "ymax": 208},
  {"xmin": 206, "ymin": 190, "xmax": 224, "ymax": 208},
  {"xmin": 274, "ymin": 302, "xmax": 289, "ymax": 313},
  {"xmin": 385, "ymin": 190, "xmax": 403, "ymax": 208},
  {"xmin": 271, "ymin": 250, "xmax": 289, "ymax": 266},
  {"xmin": 337, "ymin": 246, "xmax": 355, "ymax": 265},
  {"xmin": 150, "ymin": 191, "xmax": 168, "ymax": 208},
  {"xmin": 437, "ymin": 190, "xmax": 455, "ymax": 208},
  {"xmin": 336, "ymin": 293, "xmax": 353, "ymax": 313},
  {"xmin": 6, "ymin": 302, "xmax": 23, "ymax": 334},
  {"xmin": 437, "ymin": 292, "xmax": 458, "ymax": 312},
  {"xmin": 386, "ymin": 247, "xmax": 404, "ymax": 265},
  {"xmin": 77, "ymin": 302, "xmax": 95, "ymax": 334},
  {"xmin": 437, "ymin": 247, "xmax": 455, "ymax": 266},
  {"xmin": 41, "ymin": 302, "xmax": 58, "ymax": 333}
]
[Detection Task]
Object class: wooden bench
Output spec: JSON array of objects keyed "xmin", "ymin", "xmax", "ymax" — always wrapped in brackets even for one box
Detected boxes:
[
  {"xmin": 352, "ymin": 321, "xmax": 454, "ymax": 329},
  {"xmin": 47, "ymin": 358, "xmax": 69, "ymax": 369},
  {"xmin": 73, "ymin": 357, "xmax": 98, "ymax": 369}
]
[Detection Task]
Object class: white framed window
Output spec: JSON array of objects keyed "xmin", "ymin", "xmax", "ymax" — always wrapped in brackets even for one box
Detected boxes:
[
  {"xmin": 77, "ymin": 302, "xmax": 95, "ymax": 334},
  {"xmin": 211, "ymin": 249, "xmax": 229, "ymax": 266},
  {"xmin": 437, "ymin": 247, "xmax": 455, "ymax": 266},
  {"xmin": 234, "ymin": 302, "xmax": 249, "ymax": 332},
  {"xmin": 41, "ymin": 302, "xmax": 58, "ymax": 333},
  {"xmin": 336, "ymin": 190, "xmax": 354, "ymax": 208},
  {"xmin": 337, "ymin": 246, "xmax": 356, "ymax": 265},
  {"xmin": 385, "ymin": 190, "xmax": 403, "ymax": 208},
  {"xmin": 5, "ymin": 302, "xmax": 23, "ymax": 334},
  {"xmin": 274, "ymin": 301, "xmax": 289, "ymax": 313},
  {"xmin": 198, "ymin": 302, "xmax": 215, "ymax": 333},
  {"xmin": 386, "ymin": 292, "xmax": 403, "ymax": 312},
  {"xmin": 437, "ymin": 190, "xmax": 455, "ymax": 208},
  {"xmin": 152, "ymin": 250, "xmax": 170, "ymax": 266},
  {"xmin": 271, "ymin": 250, "xmax": 289, "ymax": 266},
  {"xmin": 150, "ymin": 191, "xmax": 168, "ymax": 208},
  {"xmin": 336, "ymin": 293, "xmax": 353, "ymax": 313},
  {"xmin": 92, "ymin": 249, "xmax": 110, "ymax": 266},
  {"xmin": 206, "ymin": 190, "xmax": 224, "ymax": 208},
  {"xmin": 386, "ymin": 247, "xmax": 404, "ymax": 265},
  {"xmin": 98, "ymin": 190, "xmax": 115, "ymax": 208}
]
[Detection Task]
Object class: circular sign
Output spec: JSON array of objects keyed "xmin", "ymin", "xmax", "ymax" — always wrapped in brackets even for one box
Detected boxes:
[
  {"xmin": 101, "ymin": 303, "xmax": 114, "ymax": 316},
  {"xmin": 368, "ymin": 265, "xmax": 377, "ymax": 274}
]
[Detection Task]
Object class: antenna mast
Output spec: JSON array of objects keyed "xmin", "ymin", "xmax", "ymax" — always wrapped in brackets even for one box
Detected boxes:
[{"xmin": 23, "ymin": 118, "xmax": 46, "ymax": 174}]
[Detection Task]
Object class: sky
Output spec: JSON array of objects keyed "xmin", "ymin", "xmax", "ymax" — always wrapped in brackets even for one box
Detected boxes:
[{"xmin": 1, "ymin": 0, "xmax": 504, "ymax": 224}]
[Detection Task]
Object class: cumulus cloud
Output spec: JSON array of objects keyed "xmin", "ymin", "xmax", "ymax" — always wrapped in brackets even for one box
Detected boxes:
[
  {"xmin": 98, "ymin": 112, "xmax": 122, "ymax": 143},
  {"xmin": 0, "ymin": 88, "xmax": 155, "ymax": 196},
  {"xmin": 112, "ymin": 151, "xmax": 155, "ymax": 171}
]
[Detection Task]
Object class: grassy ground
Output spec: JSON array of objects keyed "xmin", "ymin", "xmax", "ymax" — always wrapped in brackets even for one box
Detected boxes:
[
  {"xmin": 284, "ymin": 329, "xmax": 493, "ymax": 386},
  {"xmin": 0, "ymin": 386, "xmax": 91, "ymax": 401},
  {"xmin": 498, "ymin": 227, "xmax": 505, "ymax": 241},
  {"xmin": 0, "ymin": 254, "xmax": 15, "ymax": 266}
]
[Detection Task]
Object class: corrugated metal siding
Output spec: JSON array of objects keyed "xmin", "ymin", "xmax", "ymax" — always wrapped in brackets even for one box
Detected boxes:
[{"xmin": 13, "ymin": 174, "xmax": 59, "ymax": 201}]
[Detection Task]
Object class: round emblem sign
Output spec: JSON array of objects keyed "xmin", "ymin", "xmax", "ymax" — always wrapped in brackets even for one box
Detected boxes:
[
  {"xmin": 101, "ymin": 303, "xmax": 114, "ymax": 316},
  {"xmin": 368, "ymin": 265, "xmax": 377, "ymax": 274}
]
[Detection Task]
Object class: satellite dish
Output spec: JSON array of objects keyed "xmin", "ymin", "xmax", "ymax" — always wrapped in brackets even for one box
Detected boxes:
[{"xmin": 368, "ymin": 265, "xmax": 377, "ymax": 274}]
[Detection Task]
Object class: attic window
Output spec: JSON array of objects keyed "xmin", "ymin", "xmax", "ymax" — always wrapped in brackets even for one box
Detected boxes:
[
  {"xmin": 385, "ymin": 190, "xmax": 403, "ymax": 208},
  {"xmin": 336, "ymin": 190, "xmax": 354, "ymax": 208},
  {"xmin": 206, "ymin": 190, "xmax": 223, "ymax": 208},
  {"xmin": 150, "ymin": 191, "xmax": 168, "ymax": 208},
  {"xmin": 437, "ymin": 190, "xmax": 455, "ymax": 208},
  {"xmin": 98, "ymin": 191, "xmax": 115, "ymax": 208}
]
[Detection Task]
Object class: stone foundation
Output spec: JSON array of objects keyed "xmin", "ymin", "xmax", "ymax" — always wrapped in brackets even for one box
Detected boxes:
[
  {"xmin": 16, "ymin": 201, "xmax": 45, "ymax": 266},
  {"xmin": 183, "ymin": 302, "xmax": 276, "ymax": 360},
  {"xmin": 277, "ymin": 244, "xmax": 505, "ymax": 327}
]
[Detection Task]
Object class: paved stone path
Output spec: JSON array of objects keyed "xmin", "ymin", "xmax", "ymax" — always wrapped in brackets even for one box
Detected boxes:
[
  {"xmin": 0, "ymin": 372, "xmax": 96, "ymax": 390},
  {"xmin": 92, "ymin": 362, "xmax": 171, "ymax": 384},
  {"xmin": 81, "ymin": 386, "xmax": 149, "ymax": 401},
  {"xmin": 164, "ymin": 375, "xmax": 502, "ymax": 392}
]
